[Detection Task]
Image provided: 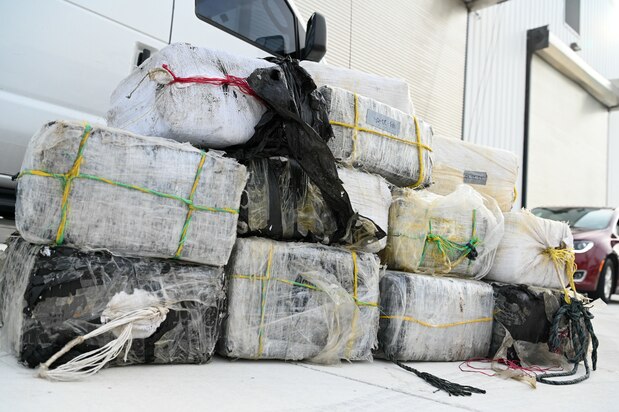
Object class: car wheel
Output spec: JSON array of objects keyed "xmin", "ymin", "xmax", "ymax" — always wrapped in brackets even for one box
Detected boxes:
[{"xmin": 591, "ymin": 259, "xmax": 615, "ymax": 303}]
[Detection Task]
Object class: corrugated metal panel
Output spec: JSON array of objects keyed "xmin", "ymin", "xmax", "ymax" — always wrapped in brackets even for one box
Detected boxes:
[
  {"xmin": 464, "ymin": 0, "xmax": 618, "ymax": 207},
  {"xmin": 294, "ymin": 0, "xmax": 351, "ymax": 68},
  {"xmin": 296, "ymin": 0, "xmax": 467, "ymax": 139}
]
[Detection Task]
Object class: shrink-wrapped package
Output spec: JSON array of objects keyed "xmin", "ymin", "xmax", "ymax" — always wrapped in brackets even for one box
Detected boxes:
[
  {"xmin": 239, "ymin": 158, "xmax": 391, "ymax": 252},
  {"xmin": 321, "ymin": 86, "xmax": 433, "ymax": 187},
  {"xmin": 377, "ymin": 271, "xmax": 494, "ymax": 361},
  {"xmin": 107, "ymin": 43, "xmax": 273, "ymax": 148},
  {"xmin": 220, "ymin": 238, "xmax": 380, "ymax": 363},
  {"xmin": 489, "ymin": 283, "xmax": 573, "ymax": 364},
  {"xmin": 300, "ymin": 60, "xmax": 413, "ymax": 114},
  {"xmin": 487, "ymin": 210, "xmax": 574, "ymax": 288},
  {"xmin": 430, "ymin": 136, "xmax": 519, "ymax": 212},
  {"xmin": 0, "ymin": 236, "xmax": 225, "ymax": 369},
  {"xmin": 16, "ymin": 121, "xmax": 247, "ymax": 266},
  {"xmin": 383, "ymin": 185, "xmax": 504, "ymax": 279}
]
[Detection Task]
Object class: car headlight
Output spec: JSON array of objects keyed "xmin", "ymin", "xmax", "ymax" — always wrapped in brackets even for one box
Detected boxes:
[{"xmin": 573, "ymin": 240, "xmax": 594, "ymax": 253}]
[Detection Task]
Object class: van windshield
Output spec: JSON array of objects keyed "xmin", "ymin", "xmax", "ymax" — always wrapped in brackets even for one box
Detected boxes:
[
  {"xmin": 196, "ymin": 0, "xmax": 297, "ymax": 56},
  {"xmin": 532, "ymin": 207, "xmax": 614, "ymax": 230}
]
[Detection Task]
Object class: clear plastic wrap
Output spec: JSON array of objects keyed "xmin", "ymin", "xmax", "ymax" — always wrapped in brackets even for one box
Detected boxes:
[
  {"xmin": 0, "ymin": 236, "xmax": 225, "ymax": 369},
  {"xmin": 16, "ymin": 121, "xmax": 247, "ymax": 266},
  {"xmin": 383, "ymin": 185, "xmax": 504, "ymax": 279},
  {"xmin": 220, "ymin": 237, "xmax": 381, "ymax": 363},
  {"xmin": 239, "ymin": 158, "xmax": 391, "ymax": 252},
  {"xmin": 377, "ymin": 271, "xmax": 494, "ymax": 361},
  {"xmin": 107, "ymin": 43, "xmax": 274, "ymax": 148},
  {"xmin": 429, "ymin": 136, "xmax": 519, "ymax": 212},
  {"xmin": 300, "ymin": 60, "xmax": 414, "ymax": 114},
  {"xmin": 321, "ymin": 86, "xmax": 433, "ymax": 188},
  {"xmin": 486, "ymin": 210, "xmax": 574, "ymax": 289}
]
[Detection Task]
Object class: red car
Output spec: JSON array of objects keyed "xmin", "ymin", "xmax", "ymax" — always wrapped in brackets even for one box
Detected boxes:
[{"xmin": 531, "ymin": 207, "xmax": 619, "ymax": 303}]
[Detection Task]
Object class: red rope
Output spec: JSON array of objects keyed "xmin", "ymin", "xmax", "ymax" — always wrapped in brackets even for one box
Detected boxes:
[
  {"xmin": 161, "ymin": 64, "xmax": 260, "ymax": 99},
  {"xmin": 459, "ymin": 357, "xmax": 564, "ymax": 378}
]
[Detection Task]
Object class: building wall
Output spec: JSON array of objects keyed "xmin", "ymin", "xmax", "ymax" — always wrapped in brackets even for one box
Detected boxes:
[
  {"xmin": 464, "ymin": 0, "xmax": 619, "ymax": 207},
  {"xmin": 295, "ymin": 0, "xmax": 468, "ymax": 140},
  {"xmin": 528, "ymin": 55, "xmax": 608, "ymax": 208}
]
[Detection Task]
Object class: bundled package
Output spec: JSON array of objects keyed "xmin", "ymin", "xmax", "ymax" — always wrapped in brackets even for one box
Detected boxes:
[
  {"xmin": 377, "ymin": 271, "xmax": 494, "ymax": 361},
  {"xmin": 0, "ymin": 236, "xmax": 225, "ymax": 376},
  {"xmin": 429, "ymin": 136, "xmax": 519, "ymax": 212},
  {"xmin": 486, "ymin": 210, "xmax": 574, "ymax": 288},
  {"xmin": 16, "ymin": 121, "xmax": 247, "ymax": 266},
  {"xmin": 490, "ymin": 283, "xmax": 571, "ymax": 364},
  {"xmin": 239, "ymin": 158, "xmax": 391, "ymax": 252},
  {"xmin": 300, "ymin": 60, "xmax": 413, "ymax": 114},
  {"xmin": 383, "ymin": 185, "xmax": 504, "ymax": 279},
  {"xmin": 107, "ymin": 43, "xmax": 274, "ymax": 148},
  {"xmin": 220, "ymin": 237, "xmax": 381, "ymax": 363},
  {"xmin": 321, "ymin": 86, "xmax": 433, "ymax": 187}
]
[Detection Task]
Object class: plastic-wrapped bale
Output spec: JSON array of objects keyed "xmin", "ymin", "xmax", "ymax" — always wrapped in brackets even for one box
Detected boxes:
[
  {"xmin": 16, "ymin": 121, "xmax": 247, "ymax": 266},
  {"xmin": 300, "ymin": 60, "xmax": 413, "ymax": 114},
  {"xmin": 429, "ymin": 136, "xmax": 519, "ymax": 212},
  {"xmin": 486, "ymin": 210, "xmax": 574, "ymax": 289},
  {"xmin": 0, "ymin": 236, "xmax": 225, "ymax": 372},
  {"xmin": 107, "ymin": 43, "xmax": 274, "ymax": 148},
  {"xmin": 383, "ymin": 185, "xmax": 504, "ymax": 279},
  {"xmin": 321, "ymin": 86, "xmax": 433, "ymax": 187},
  {"xmin": 489, "ymin": 283, "xmax": 574, "ymax": 366},
  {"xmin": 377, "ymin": 271, "xmax": 494, "ymax": 361},
  {"xmin": 220, "ymin": 237, "xmax": 381, "ymax": 363},
  {"xmin": 239, "ymin": 158, "xmax": 391, "ymax": 252}
]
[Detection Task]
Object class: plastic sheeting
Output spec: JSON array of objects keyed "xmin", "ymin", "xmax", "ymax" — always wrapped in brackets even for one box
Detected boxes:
[
  {"xmin": 16, "ymin": 121, "xmax": 247, "ymax": 266},
  {"xmin": 487, "ymin": 210, "xmax": 574, "ymax": 289},
  {"xmin": 384, "ymin": 185, "xmax": 504, "ymax": 279},
  {"xmin": 321, "ymin": 86, "xmax": 433, "ymax": 187},
  {"xmin": 107, "ymin": 43, "xmax": 273, "ymax": 148},
  {"xmin": 377, "ymin": 271, "xmax": 494, "ymax": 361},
  {"xmin": 489, "ymin": 283, "xmax": 570, "ymax": 363},
  {"xmin": 227, "ymin": 59, "xmax": 363, "ymax": 244},
  {"xmin": 220, "ymin": 237, "xmax": 381, "ymax": 363},
  {"xmin": 239, "ymin": 158, "xmax": 391, "ymax": 252},
  {"xmin": 300, "ymin": 60, "xmax": 414, "ymax": 114},
  {"xmin": 429, "ymin": 136, "xmax": 519, "ymax": 212},
  {"xmin": 0, "ymin": 236, "xmax": 225, "ymax": 368}
]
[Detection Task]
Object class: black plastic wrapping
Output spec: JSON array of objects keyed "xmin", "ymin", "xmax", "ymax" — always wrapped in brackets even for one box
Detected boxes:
[
  {"xmin": 489, "ymin": 283, "xmax": 567, "ymax": 358},
  {"xmin": 0, "ymin": 236, "xmax": 225, "ymax": 369},
  {"xmin": 226, "ymin": 58, "xmax": 383, "ymax": 243}
]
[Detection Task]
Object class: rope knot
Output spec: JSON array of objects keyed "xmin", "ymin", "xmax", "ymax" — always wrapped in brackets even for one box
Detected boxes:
[{"xmin": 465, "ymin": 241, "xmax": 478, "ymax": 261}]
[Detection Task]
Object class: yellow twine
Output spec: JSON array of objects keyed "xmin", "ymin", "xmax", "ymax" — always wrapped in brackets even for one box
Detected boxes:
[
  {"xmin": 542, "ymin": 246, "xmax": 578, "ymax": 304},
  {"xmin": 345, "ymin": 251, "xmax": 360, "ymax": 358},
  {"xmin": 380, "ymin": 314, "xmax": 493, "ymax": 329},
  {"xmin": 329, "ymin": 92, "xmax": 431, "ymax": 189},
  {"xmin": 55, "ymin": 123, "xmax": 93, "ymax": 244},
  {"xmin": 256, "ymin": 246, "xmax": 274, "ymax": 358}
]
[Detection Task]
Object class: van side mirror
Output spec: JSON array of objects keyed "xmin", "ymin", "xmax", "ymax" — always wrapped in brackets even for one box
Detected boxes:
[{"xmin": 302, "ymin": 12, "xmax": 327, "ymax": 62}]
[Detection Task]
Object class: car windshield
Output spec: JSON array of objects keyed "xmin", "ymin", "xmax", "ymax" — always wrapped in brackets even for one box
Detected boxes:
[{"xmin": 532, "ymin": 207, "xmax": 614, "ymax": 230}]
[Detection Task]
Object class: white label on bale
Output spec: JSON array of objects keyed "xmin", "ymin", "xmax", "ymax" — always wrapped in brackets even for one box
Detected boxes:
[
  {"xmin": 463, "ymin": 170, "xmax": 488, "ymax": 185},
  {"xmin": 366, "ymin": 109, "xmax": 401, "ymax": 135}
]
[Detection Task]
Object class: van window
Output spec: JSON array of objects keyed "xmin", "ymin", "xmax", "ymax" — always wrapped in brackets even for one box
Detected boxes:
[{"xmin": 195, "ymin": 0, "xmax": 297, "ymax": 56}]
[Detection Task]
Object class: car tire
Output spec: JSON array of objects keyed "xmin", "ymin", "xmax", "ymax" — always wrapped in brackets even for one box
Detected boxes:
[{"xmin": 591, "ymin": 259, "xmax": 615, "ymax": 303}]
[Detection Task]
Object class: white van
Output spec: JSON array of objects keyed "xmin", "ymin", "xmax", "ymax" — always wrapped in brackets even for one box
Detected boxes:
[{"xmin": 0, "ymin": 0, "xmax": 326, "ymax": 216}]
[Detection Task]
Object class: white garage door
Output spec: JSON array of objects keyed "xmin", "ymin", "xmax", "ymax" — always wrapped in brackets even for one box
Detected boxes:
[{"xmin": 527, "ymin": 54, "xmax": 609, "ymax": 208}]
